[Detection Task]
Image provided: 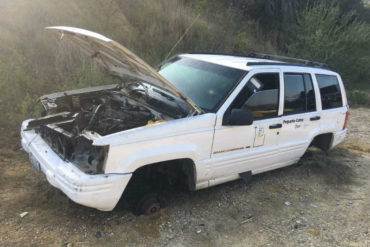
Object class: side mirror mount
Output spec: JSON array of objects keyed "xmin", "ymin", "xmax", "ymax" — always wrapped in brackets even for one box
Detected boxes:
[{"xmin": 227, "ymin": 109, "xmax": 254, "ymax": 126}]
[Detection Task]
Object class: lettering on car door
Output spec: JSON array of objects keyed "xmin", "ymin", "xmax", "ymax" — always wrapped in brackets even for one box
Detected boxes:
[
  {"xmin": 280, "ymin": 73, "xmax": 319, "ymax": 162},
  {"xmin": 211, "ymin": 72, "xmax": 282, "ymax": 178}
]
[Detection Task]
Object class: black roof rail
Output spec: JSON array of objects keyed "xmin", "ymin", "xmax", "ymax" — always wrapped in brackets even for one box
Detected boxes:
[
  {"xmin": 246, "ymin": 62, "xmax": 332, "ymax": 71},
  {"xmin": 188, "ymin": 52, "xmax": 248, "ymax": 58},
  {"xmin": 246, "ymin": 52, "xmax": 328, "ymax": 69}
]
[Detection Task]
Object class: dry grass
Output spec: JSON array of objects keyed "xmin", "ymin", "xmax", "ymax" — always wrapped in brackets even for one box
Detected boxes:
[{"xmin": 0, "ymin": 0, "xmax": 269, "ymax": 140}]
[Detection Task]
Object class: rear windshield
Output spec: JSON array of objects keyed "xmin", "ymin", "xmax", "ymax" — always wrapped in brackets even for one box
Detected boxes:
[
  {"xmin": 159, "ymin": 57, "xmax": 246, "ymax": 112},
  {"xmin": 316, "ymin": 74, "xmax": 343, "ymax": 110}
]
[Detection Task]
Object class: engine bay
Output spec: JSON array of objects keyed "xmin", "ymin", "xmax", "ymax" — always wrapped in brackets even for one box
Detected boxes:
[
  {"xmin": 25, "ymin": 83, "xmax": 188, "ymax": 174},
  {"xmin": 44, "ymin": 91, "xmax": 159, "ymax": 136}
]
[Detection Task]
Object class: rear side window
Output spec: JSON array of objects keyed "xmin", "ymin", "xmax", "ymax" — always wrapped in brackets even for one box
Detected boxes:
[
  {"xmin": 316, "ymin": 74, "xmax": 343, "ymax": 109},
  {"xmin": 284, "ymin": 74, "xmax": 305, "ymax": 115},
  {"xmin": 283, "ymin": 73, "xmax": 316, "ymax": 115},
  {"xmin": 230, "ymin": 73, "xmax": 280, "ymax": 120}
]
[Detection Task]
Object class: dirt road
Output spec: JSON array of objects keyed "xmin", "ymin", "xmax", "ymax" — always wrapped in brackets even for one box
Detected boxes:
[{"xmin": 1, "ymin": 108, "xmax": 369, "ymax": 247}]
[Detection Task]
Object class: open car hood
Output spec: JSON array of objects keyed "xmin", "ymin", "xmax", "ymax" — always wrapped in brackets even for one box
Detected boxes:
[{"xmin": 46, "ymin": 26, "xmax": 202, "ymax": 114}]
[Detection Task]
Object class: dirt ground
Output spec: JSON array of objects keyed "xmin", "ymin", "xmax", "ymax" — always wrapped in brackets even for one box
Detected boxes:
[{"xmin": 0, "ymin": 108, "xmax": 369, "ymax": 247}]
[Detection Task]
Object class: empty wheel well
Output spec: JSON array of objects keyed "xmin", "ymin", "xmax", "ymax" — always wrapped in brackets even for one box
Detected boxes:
[
  {"xmin": 123, "ymin": 159, "xmax": 196, "ymax": 199},
  {"xmin": 310, "ymin": 133, "xmax": 334, "ymax": 152}
]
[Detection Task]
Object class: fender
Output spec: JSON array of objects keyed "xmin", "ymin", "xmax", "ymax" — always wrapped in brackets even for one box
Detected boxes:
[
  {"xmin": 100, "ymin": 114, "xmax": 216, "ymax": 175},
  {"xmin": 106, "ymin": 143, "xmax": 199, "ymax": 174},
  {"xmin": 320, "ymin": 122, "xmax": 339, "ymax": 135},
  {"xmin": 307, "ymin": 124, "xmax": 325, "ymax": 147}
]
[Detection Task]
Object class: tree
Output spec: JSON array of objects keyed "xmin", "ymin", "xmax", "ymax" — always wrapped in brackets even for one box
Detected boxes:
[
  {"xmin": 286, "ymin": 3, "xmax": 370, "ymax": 88},
  {"xmin": 230, "ymin": 0, "xmax": 310, "ymax": 45}
]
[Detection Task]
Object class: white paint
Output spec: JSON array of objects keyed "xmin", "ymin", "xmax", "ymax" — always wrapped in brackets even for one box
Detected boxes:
[
  {"xmin": 21, "ymin": 120, "xmax": 131, "ymax": 211},
  {"xmin": 21, "ymin": 39, "xmax": 348, "ymax": 211},
  {"xmin": 46, "ymin": 26, "xmax": 113, "ymax": 42}
]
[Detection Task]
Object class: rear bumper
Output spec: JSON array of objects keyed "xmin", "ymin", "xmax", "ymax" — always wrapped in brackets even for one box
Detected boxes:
[
  {"xmin": 21, "ymin": 120, "xmax": 131, "ymax": 211},
  {"xmin": 331, "ymin": 129, "xmax": 347, "ymax": 149}
]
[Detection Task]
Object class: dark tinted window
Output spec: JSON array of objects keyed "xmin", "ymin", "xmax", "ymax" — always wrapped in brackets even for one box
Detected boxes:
[
  {"xmin": 304, "ymin": 74, "xmax": 316, "ymax": 112},
  {"xmin": 230, "ymin": 73, "xmax": 279, "ymax": 120},
  {"xmin": 283, "ymin": 73, "xmax": 316, "ymax": 115},
  {"xmin": 316, "ymin": 74, "xmax": 343, "ymax": 109},
  {"xmin": 284, "ymin": 74, "xmax": 305, "ymax": 115}
]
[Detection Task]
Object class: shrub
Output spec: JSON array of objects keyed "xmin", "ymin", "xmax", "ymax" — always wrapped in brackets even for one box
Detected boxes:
[
  {"xmin": 286, "ymin": 3, "xmax": 370, "ymax": 89},
  {"xmin": 347, "ymin": 90, "xmax": 369, "ymax": 106},
  {"xmin": 0, "ymin": 0, "xmax": 269, "ymax": 146}
]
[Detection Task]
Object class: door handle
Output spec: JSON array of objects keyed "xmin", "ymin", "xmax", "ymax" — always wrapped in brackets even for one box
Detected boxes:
[
  {"xmin": 269, "ymin": 123, "xmax": 282, "ymax": 129},
  {"xmin": 310, "ymin": 116, "xmax": 321, "ymax": 121}
]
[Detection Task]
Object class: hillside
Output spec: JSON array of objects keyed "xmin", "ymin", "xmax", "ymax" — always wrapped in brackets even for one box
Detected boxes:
[{"xmin": 0, "ymin": 0, "xmax": 370, "ymax": 146}]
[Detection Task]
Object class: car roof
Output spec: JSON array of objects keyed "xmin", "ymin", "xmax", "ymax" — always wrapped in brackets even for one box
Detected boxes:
[{"xmin": 181, "ymin": 53, "xmax": 334, "ymax": 74}]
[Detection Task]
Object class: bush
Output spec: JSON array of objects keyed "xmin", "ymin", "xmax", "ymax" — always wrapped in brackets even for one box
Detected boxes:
[
  {"xmin": 286, "ymin": 3, "xmax": 370, "ymax": 89},
  {"xmin": 1, "ymin": 0, "xmax": 369, "ymax": 148},
  {"xmin": 0, "ymin": 0, "xmax": 271, "ymax": 147},
  {"xmin": 347, "ymin": 90, "xmax": 369, "ymax": 106}
]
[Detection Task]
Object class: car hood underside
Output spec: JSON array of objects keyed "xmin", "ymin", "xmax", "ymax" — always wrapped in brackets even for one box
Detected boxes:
[{"xmin": 46, "ymin": 26, "xmax": 202, "ymax": 114}]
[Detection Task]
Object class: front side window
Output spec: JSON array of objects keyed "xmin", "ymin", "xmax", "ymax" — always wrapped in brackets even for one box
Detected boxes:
[
  {"xmin": 283, "ymin": 73, "xmax": 316, "ymax": 115},
  {"xmin": 159, "ymin": 57, "xmax": 246, "ymax": 112},
  {"xmin": 316, "ymin": 74, "xmax": 343, "ymax": 110},
  {"xmin": 229, "ymin": 73, "xmax": 280, "ymax": 120}
]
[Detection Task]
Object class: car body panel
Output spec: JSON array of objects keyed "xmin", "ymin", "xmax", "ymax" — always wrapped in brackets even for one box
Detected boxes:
[
  {"xmin": 99, "ymin": 113, "xmax": 216, "ymax": 176},
  {"xmin": 211, "ymin": 68, "xmax": 283, "ymax": 179},
  {"xmin": 21, "ymin": 120, "xmax": 131, "ymax": 211}
]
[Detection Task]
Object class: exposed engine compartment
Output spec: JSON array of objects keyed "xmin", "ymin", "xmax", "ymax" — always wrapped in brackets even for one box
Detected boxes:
[
  {"xmin": 40, "ymin": 91, "xmax": 158, "ymax": 136},
  {"xmin": 25, "ymin": 83, "xmax": 187, "ymax": 174}
]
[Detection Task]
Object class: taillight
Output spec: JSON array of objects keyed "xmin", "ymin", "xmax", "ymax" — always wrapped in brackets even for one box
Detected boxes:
[{"xmin": 342, "ymin": 111, "xmax": 349, "ymax": 130}]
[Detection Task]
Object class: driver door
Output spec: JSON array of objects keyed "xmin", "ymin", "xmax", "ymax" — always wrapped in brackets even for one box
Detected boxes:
[{"xmin": 210, "ymin": 69, "xmax": 283, "ymax": 181}]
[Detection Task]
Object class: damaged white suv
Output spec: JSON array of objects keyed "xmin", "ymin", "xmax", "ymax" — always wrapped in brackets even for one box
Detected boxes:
[{"xmin": 21, "ymin": 27, "xmax": 349, "ymax": 214}]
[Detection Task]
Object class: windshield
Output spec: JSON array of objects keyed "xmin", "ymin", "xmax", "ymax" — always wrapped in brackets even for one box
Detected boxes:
[{"xmin": 159, "ymin": 57, "xmax": 246, "ymax": 112}]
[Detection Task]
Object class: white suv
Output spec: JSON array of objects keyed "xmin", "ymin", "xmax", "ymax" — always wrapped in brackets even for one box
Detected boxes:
[{"xmin": 21, "ymin": 27, "xmax": 349, "ymax": 214}]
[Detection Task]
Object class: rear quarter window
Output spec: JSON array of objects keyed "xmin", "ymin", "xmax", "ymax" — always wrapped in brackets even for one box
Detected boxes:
[{"xmin": 316, "ymin": 74, "xmax": 343, "ymax": 110}]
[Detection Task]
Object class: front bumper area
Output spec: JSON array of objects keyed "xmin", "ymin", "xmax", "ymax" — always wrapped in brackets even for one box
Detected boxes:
[{"xmin": 21, "ymin": 120, "xmax": 132, "ymax": 211}]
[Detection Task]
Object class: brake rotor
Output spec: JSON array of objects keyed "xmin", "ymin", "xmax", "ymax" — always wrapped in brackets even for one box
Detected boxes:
[{"xmin": 136, "ymin": 193, "xmax": 161, "ymax": 215}]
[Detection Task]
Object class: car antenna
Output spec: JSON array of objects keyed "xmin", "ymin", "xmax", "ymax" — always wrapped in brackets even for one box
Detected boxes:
[{"xmin": 162, "ymin": 14, "xmax": 201, "ymax": 63}]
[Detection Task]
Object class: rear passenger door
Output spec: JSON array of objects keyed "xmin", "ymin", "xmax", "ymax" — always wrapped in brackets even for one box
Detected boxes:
[{"xmin": 279, "ymin": 72, "xmax": 320, "ymax": 163}]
